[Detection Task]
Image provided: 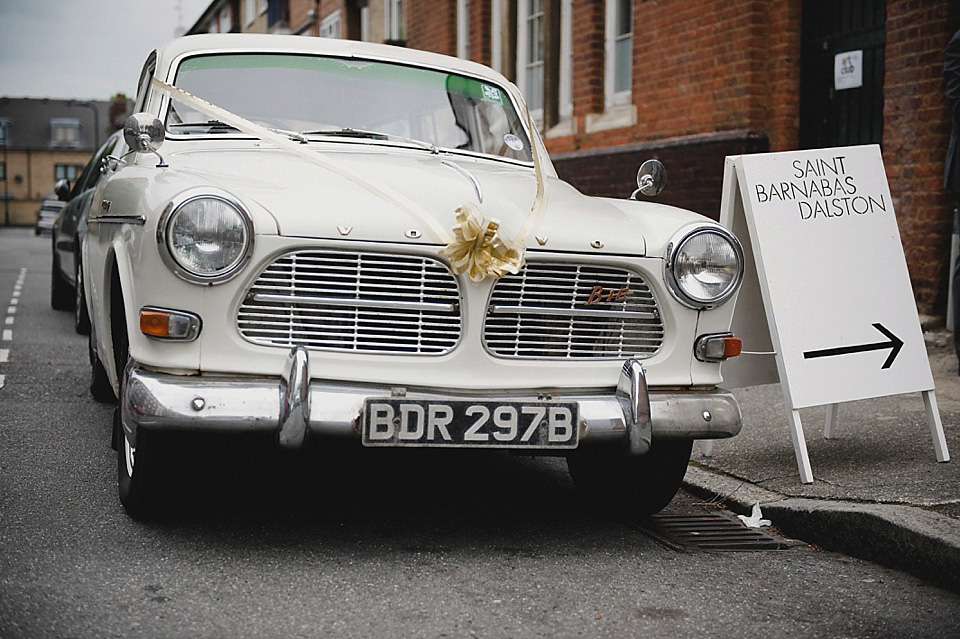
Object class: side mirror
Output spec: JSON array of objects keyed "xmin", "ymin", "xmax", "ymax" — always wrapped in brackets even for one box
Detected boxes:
[
  {"xmin": 123, "ymin": 113, "xmax": 167, "ymax": 167},
  {"xmin": 630, "ymin": 159, "xmax": 666, "ymax": 199},
  {"xmin": 55, "ymin": 179, "xmax": 71, "ymax": 202}
]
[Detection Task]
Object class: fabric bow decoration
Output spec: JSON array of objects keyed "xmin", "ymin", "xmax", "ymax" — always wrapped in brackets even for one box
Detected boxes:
[{"xmin": 440, "ymin": 204, "xmax": 524, "ymax": 283}]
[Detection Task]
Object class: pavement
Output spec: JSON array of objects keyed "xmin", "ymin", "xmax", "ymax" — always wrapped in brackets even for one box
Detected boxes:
[{"xmin": 683, "ymin": 322, "xmax": 960, "ymax": 592}]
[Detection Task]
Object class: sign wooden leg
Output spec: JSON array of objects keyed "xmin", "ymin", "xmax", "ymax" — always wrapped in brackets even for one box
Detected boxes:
[
  {"xmin": 922, "ymin": 390, "xmax": 950, "ymax": 463},
  {"xmin": 788, "ymin": 409, "xmax": 815, "ymax": 483},
  {"xmin": 823, "ymin": 403, "xmax": 839, "ymax": 439}
]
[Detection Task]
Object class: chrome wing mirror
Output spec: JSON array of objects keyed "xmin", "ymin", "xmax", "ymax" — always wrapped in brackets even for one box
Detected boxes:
[
  {"xmin": 630, "ymin": 159, "xmax": 666, "ymax": 199},
  {"xmin": 123, "ymin": 113, "xmax": 167, "ymax": 168}
]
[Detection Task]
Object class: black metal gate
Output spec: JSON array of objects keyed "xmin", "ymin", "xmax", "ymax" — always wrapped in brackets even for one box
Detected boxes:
[{"xmin": 799, "ymin": 0, "xmax": 887, "ymax": 149}]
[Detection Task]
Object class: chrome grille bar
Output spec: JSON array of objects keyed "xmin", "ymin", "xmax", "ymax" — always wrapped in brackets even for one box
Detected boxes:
[
  {"xmin": 238, "ymin": 250, "xmax": 461, "ymax": 354},
  {"xmin": 484, "ymin": 263, "xmax": 665, "ymax": 359}
]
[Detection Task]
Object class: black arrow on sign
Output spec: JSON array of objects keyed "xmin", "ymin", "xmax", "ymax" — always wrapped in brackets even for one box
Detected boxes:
[{"xmin": 802, "ymin": 323, "xmax": 904, "ymax": 369}]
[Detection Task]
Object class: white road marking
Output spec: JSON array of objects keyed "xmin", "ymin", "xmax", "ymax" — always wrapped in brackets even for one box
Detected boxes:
[
  {"xmin": 2, "ymin": 330, "xmax": 11, "ymax": 341},
  {"xmin": 0, "ymin": 374, "xmax": 4, "ymax": 390},
  {"xmin": 0, "ymin": 349, "xmax": 8, "ymax": 362},
  {"xmin": 4, "ymin": 317, "xmax": 13, "ymax": 325},
  {"xmin": 7, "ymin": 306, "xmax": 15, "ymax": 314}
]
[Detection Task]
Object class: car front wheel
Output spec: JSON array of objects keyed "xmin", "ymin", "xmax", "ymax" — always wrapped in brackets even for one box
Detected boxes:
[
  {"xmin": 116, "ymin": 409, "xmax": 161, "ymax": 520},
  {"xmin": 567, "ymin": 439, "xmax": 693, "ymax": 517}
]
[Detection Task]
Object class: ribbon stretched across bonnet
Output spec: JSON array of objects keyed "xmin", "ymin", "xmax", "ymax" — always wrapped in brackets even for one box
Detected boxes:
[{"xmin": 151, "ymin": 76, "xmax": 547, "ymax": 283}]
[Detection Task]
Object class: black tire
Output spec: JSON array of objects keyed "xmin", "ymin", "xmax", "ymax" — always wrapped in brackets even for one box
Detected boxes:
[
  {"xmin": 89, "ymin": 328, "xmax": 116, "ymax": 403},
  {"xmin": 567, "ymin": 439, "xmax": 694, "ymax": 518},
  {"xmin": 50, "ymin": 251, "xmax": 73, "ymax": 311},
  {"xmin": 74, "ymin": 254, "xmax": 91, "ymax": 334},
  {"xmin": 116, "ymin": 408, "xmax": 160, "ymax": 520}
]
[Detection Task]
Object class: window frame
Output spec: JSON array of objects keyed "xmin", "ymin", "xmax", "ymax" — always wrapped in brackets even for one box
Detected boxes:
[
  {"xmin": 320, "ymin": 10, "xmax": 342, "ymax": 39},
  {"xmin": 384, "ymin": 0, "xmax": 405, "ymax": 42},
  {"xmin": 457, "ymin": 0, "xmax": 470, "ymax": 60},
  {"xmin": 50, "ymin": 118, "xmax": 81, "ymax": 148},
  {"xmin": 517, "ymin": 0, "xmax": 545, "ymax": 118},
  {"xmin": 604, "ymin": 0, "xmax": 633, "ymax": 109}
]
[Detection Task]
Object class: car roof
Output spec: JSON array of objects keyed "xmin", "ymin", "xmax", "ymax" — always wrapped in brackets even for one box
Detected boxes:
[{"xmin": 154, "ymin": 34, "xmax": 514, "ymax": 89}]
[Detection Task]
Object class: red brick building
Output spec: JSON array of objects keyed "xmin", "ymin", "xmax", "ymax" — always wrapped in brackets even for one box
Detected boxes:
[{"xmin": 190, "ymin": 0, "xmax": 959, "ymax": 318}]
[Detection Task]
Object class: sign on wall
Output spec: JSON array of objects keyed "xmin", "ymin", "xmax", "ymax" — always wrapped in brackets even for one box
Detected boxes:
[
  {"xmin": 720, "ymin": 145, "xmax": 948, "ymax": 483},
  {"xmin": 834, "ymin": 49, "xmax": 863, "ymax": 90}
]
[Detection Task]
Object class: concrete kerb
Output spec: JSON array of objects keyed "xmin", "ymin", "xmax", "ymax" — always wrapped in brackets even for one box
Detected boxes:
[{"xmin": 682, "ymin": 464, "xmax": 960, "ymax": 593}]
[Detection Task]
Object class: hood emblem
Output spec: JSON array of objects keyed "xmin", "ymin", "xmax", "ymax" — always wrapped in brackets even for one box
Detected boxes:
[
  {"xmin": 590, "ymin": 240, "xmax": 604, "ymax": 250},
  {"xmin": 586, "ymin": 286, "xmax": 631, "ymax": 305},
  {"xmin": 101, "ymin": 200, "xmax": 112, "ymax": 212},
  {"xmin": 535, "ymin": 235, "xmax": 548, "ymax": 246},
  {"xmin": 405, "ymin": 229, "xmax": 422, "ymax": 239},
  {"xmin": 337, "ymin": 225, "xmax": 353, "ymax": 236}
]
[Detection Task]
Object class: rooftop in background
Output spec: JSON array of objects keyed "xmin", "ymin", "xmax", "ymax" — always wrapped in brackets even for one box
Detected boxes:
[{"xmin": 0, "ymin": 97, "xmax": 132, "ymax": 153}]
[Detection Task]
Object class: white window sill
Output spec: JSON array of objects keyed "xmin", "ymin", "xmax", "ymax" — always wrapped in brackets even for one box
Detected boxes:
[
  {"xmin": 545, "ymin": 116, "xmax": 577, "ymax": 139},
  {"xmin": 585, "ymin": 104, "xmax": 637, "ymax": 134}
]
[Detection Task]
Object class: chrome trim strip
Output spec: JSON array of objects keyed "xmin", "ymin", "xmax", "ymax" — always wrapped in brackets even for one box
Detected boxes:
[
  {"xmin": 253, "ymin": 293, "xmax": 456, "ymax": 313},
  {"xmin": 616, "ymin": 359, "xmax": 652, "ymax": 456},
  {"xmin": 441, "ymin": 159, "xmax": 483, "ymax": 203},
  {"xmin": 89, "ymin": 215, "xmax": 146, "ymax": 225},
  {"xmin": 120, "ymin": 364, "xmax": 742, "ymax": 447},
  {"xmin": 489, "ymin": 304, "xmax": 657, "ymax": 320},
  {"xmin": 278, "ymin": 347, "xmax": 309, "ymax": 448}
]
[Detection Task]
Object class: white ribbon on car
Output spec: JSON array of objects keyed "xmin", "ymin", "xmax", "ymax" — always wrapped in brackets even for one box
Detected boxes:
[{"xmin": 150, "ymin": 77, "xmax": 546, "ymax": 283}]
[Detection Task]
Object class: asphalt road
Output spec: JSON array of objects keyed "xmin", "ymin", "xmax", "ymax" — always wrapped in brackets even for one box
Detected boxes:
[{"xmin": 2, "ymin": 227, "xmax": 960, "ymax": 639}]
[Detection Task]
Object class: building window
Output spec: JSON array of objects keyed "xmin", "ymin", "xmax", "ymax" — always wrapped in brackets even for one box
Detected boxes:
[
  {"xmin": 457, "ymin": 0, "xmax": 470, "ymax": 59},
  {"xmin": 605, "ymin": 0, "xmax": 632, "ymax": 108},
  {"xmin": 518, "ymin": 0, "xmax": 545, "ymax": 115},
  {"xmin": 267, "ymin": 0, "xmax": 289, "ymax": 30},
  {"xmin": 0, "ymin": 163, "xmax": 6, "ymax": 181},
  {"xmin": 218, "ymin": 5, "xmax": 232, "ymax": 32},
  {"xmin": 244, "ymin": 0, "xmax": 258, "ymax": 26},
  {"xmin": 320, "ymin": 10, "xmax": 342, "ymax": 38},
  {"xmin": 0, "ymin": 118, "xmax": 10, "ymax": 145},
  {"xmin": 513, "ymin": 0, "xmax": 572, "ymax": 132},
  {"xmin": 50, "ymin": 119, "xmax": 80, "ymax": 147},
  {"xmin": 385, "ymin": 0, "xmax": 405, "ymax": 42},
  {"xmin": 55, "ymin": 164, "xmax": 82, "ymax": 182}
]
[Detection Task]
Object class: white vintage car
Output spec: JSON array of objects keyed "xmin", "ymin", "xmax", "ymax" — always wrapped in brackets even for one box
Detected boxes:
[{"xmin": 83, "ymin": 34, "xmax": 745, "ymax": 519}]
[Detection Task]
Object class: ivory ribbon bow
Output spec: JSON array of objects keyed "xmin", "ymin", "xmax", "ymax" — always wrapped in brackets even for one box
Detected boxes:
[{"xmin": 440, "ymin": 204, "xmax": 523, "ymax": 283}]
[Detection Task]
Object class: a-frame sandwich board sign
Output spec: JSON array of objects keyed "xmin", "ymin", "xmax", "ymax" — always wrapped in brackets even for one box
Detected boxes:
[{"xmin": 718, "ymin": 145, "xmax": 948, "ymax": 483}]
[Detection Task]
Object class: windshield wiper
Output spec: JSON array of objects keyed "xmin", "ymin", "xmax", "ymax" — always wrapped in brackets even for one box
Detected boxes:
[
  {"xmin": 300, "ymin": 127, "xmax": 439, "ymax": 154},
  {"xmin": 168, "ymin": 120, "xmax": 240, "ymax": 133}
]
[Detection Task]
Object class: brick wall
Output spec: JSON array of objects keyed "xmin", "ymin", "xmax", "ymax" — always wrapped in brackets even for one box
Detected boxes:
[
  {"xmin": 552, "ymin": 130, "xmax": 769, "ymax": 220},
  {"xmin": 553, "ymin": 1, "xmax": 796, "ymax": 225},
  {"xmin": 883, "ymin": 0, "xmax": 956, "ymax": 313},
  {"xmin": 407, "ymin": 0, "xmax": 457, "ymax": 55}
]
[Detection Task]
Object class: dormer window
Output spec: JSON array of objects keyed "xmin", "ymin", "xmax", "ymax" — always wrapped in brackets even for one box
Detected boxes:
[{"xmin": 50, "ymin": 118, "xmax": 80, "ymax": 147}]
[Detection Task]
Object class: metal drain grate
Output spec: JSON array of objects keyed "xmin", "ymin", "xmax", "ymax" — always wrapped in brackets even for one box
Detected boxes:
[{"xmin": 637, "ymin": 513, "xmax": 791, "ymax": 551}]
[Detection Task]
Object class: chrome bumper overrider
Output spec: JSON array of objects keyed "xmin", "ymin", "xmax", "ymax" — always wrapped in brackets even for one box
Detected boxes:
[{"xmin": 120, "ymin": 347, "xmax": 741, "ymax": 451}]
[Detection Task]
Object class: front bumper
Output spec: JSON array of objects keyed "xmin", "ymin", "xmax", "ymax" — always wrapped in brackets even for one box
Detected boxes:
[{"xmin": 120, "ymin": 347, "xmax": 741, "ymax": 452}]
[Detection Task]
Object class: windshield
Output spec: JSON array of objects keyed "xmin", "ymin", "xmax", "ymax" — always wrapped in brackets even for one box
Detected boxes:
[{"xmin": 166, "ymin": 53, "xmax": 533, "ymax": 163}]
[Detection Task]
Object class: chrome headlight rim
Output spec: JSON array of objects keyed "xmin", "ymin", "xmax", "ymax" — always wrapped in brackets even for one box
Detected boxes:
[
  {"xmin": 664, "ymin": 225, "xmax": 744, "ymax": 310},
  {"xmin": 156, "ymin": 190, "xmax": 254, "ymax": 285}
]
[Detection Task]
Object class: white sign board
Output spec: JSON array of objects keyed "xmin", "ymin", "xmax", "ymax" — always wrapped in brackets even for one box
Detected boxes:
[
  {"xmin": 720, "ymin": 145, "xmax": 947, "ymax": 483},
  {"xmin": 835, "ymin": 50, "xmax": 863, "ymax": 90}
]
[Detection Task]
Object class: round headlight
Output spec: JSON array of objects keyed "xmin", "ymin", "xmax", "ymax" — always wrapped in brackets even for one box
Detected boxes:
[
  {"xmin": 666, "ymin": 227, "xmax": 744, "ymax": 309},
  {"xmin": 160, "ymin": 195, "xmax": 252, "ymax": 284}
]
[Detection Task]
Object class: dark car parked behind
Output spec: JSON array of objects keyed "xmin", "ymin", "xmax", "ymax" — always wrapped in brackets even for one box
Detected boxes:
[{"xmin": 50, "ymin": 133, "xmax": 120, "ymax": 334}]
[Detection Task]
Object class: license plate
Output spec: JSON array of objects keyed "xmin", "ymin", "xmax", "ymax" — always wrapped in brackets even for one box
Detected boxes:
[{"xmin": 362, "ymin": 399, "xmax": 579, "ymax": 449}]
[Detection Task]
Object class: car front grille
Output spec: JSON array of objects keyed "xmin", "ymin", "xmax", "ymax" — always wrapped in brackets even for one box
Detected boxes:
[
  {"xmin": 237, "ymin": 250, "xmax": 461, "ymax": 354},
  {"xmin": 484, "ymin": 263, "xmax": 664, "ymax": 359}
]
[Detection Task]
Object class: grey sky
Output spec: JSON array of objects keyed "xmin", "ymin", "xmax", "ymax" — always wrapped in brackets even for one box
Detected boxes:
[{"xmin": 0, "ymin": 0, "xmax": 211, "ymax": 101}]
